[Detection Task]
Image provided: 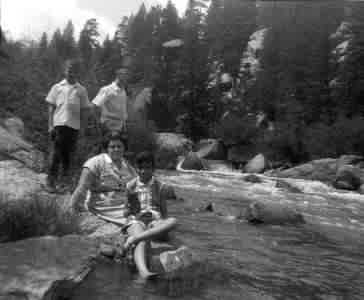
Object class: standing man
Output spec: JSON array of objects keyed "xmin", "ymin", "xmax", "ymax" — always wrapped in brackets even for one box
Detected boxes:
[
  {"xmin": 92, "ymin": 67, "xmax": 130, "ymax": 136},
  {"xmin": 45, "ymin": 59, "xmax": 92, "ymax": 192}
]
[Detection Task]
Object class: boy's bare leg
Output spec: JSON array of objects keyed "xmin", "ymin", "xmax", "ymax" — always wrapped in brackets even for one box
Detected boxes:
[
  {"xmin": 127, "ymin": 223, "xmax": 156, "ymax": 278},
  {"xmin": 124, "ymin": 217, "xmax": 177, "ymax": 250}
]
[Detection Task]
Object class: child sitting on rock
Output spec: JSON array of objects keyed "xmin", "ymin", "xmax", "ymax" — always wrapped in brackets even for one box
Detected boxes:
[{"xmin": 122, "ymin": 151, "xmax": 177, "ymax": 278}]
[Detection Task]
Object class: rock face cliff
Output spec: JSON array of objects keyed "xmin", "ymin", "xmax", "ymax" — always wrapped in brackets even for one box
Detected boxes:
[{"xmin": 0, "ymin": 118, "xmax": 47, "ymax": 201}]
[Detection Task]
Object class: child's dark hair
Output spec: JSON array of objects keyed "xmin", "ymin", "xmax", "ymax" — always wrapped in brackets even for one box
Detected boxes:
[
  {"xmin": 135, "ymin": 151, "xmax": 155, "ymax": 168},
  {"xmin": 102, "ymin": 131, "xmax": 127, "ymax": 151}
]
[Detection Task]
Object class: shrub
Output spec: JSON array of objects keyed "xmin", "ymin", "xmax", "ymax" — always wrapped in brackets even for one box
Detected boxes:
[
  {"xmin": 215, "ymin": 111, "xmax": 260, "ymax": 146},
  {"xmin": 303, "ymin": 116, "xmax": 364, "ymax": 159},
  {"xmin": 126, "ymin": 122, "xmax": 157, "ymax": 158},
  {"xmin": 258, "ymin": 120, "xmax": 308, "ymax": 164},
  {"xmin": 260, "ymin": 116, "xmax": 364, "ymax": 164},
  {"xmin": 0, "ymin": 192, "xmax": 80, "ymax": 242}
]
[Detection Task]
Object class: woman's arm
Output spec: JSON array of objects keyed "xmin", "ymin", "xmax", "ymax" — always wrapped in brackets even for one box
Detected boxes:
[{"xmin": 70, "ymin": 168, "xmax": 96, "ymax": 212}]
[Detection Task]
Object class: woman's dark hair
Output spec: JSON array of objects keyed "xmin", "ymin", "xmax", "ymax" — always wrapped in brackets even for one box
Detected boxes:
[
  {"xmin": 101, "ymin": 131, "xmax": 127, "ymax": 151},
  {"xmin": 135, "ymin": 151, "xmax": 155, "ymax": 168}
]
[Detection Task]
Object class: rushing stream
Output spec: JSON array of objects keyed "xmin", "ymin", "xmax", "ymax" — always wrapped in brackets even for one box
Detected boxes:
[{"xmin": 72, "ymin": 171, "xmax": 364, "ymax": 300}]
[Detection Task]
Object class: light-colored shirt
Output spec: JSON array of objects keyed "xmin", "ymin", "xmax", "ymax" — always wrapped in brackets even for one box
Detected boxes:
[
  {"xmin": 92, "ymin": 82, "xmax": 128, "ymax": 132},
  {"xmin": 45, "ymin": 79, "xmax": 90, "ymax": 130},
  {"xmin": 83, "ymin": 153, "xmax": 136, "ymax": 221}
]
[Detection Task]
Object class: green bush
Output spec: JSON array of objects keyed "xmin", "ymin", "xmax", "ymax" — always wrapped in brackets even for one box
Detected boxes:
[
  {"xmin": 260, "ymin": 116, "xmax": 364, "ymax": 164},
  {"xmin": 126, "ymin": 122, "xmax": 157, "ymax": 159},
  {"xmin": 0, "ymin": 192, "xmax": 80, "ymax": 242},
  {"xmin": 303, "ymin": 116, "xmax": 364, "ymax": 159},
  {"xmin": 215, "ymin": 111, "xmax": 260, "ymax": 146},
  {"xmin": 259, "ymin": 121, "xmax": 308, "ymax": 164}
]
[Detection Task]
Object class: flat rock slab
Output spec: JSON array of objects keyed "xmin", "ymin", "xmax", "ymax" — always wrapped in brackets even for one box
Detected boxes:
[{"xmin": 0, "ymin": 235, "xmax": 99, "ymax": 300}]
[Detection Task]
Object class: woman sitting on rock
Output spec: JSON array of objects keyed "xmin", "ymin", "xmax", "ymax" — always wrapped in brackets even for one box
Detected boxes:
[{"xmin": 70, "ymin": 131, "xmax": 136, "ymax": 221}]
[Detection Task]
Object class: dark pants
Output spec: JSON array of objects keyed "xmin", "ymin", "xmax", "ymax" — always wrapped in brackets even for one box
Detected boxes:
[{"xmin": 48, "ymin": 126, "xmax": 78, "ymax": 183}]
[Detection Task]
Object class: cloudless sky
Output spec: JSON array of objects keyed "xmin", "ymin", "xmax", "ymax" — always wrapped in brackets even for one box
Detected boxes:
[{"xmin": 1, "ymin": 0, "xmax": 188, "ymax": 41}]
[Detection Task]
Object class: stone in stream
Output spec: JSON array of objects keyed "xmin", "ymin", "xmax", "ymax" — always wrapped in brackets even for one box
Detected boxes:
[
  {"xmin": 243, "ymin": 174, "xmax": 263, "ymax": 183},
  {"xmin": 245, "ymin": 201, "xmax": 305, "ymax": 225},
  {"xmin": 180, "ymin": 152, "xmax": 207, "ymax": 171},
  {"xmin": 244, "ymin": 153, "xmax": 266, "ymax": 173},
  {"xmin": 275, "ymin": 179, "xmax": 302, "ymax": 194},
  {"xmin": 195, "ymin": 138, "xmax": 227, "ymax": 160},
  {"xmin": 3, "ymin": 117, "xmax": 25, "ymax": 138},
  {"xmin": 333, "ymin": 165, "xmax": 362, "ymax": 191},
  {"xmin": 159, "ymin": 246, "xmax": 194, "ymax": 273}
]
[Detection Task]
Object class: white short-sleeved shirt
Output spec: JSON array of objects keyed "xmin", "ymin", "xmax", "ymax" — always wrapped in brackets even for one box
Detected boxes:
[
  {"xmin": 92, "ymin": 82, "xmax": 128, "ymax": 132},
  {"xmin": 83, "ymin": 153, "xmax": 136, "ymax": 222},
  {"xmin": 46, "ymin": 79, "xmax": 91, "ymax": 130}
]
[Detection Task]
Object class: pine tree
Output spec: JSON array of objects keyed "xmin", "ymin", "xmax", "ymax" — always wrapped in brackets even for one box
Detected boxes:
[
  {"xmin": 176, "ymin": 0, "xmax": 211, "ymax": 140},
  {"xmin": 61, "ymin": 20, "xmax": 77, "ymax": 60},
  {"xmin": 78, "ymin": 18, "xmax": 100, "ymax": 69},
  {"xmin": 38, "ymin": 32, "xmax": 48, "ymax": 56}
]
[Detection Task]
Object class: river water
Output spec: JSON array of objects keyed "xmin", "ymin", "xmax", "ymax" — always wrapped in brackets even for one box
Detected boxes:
[{"xmin": 72, "ymin": 171, "xmax": 364, "ymax": 300}]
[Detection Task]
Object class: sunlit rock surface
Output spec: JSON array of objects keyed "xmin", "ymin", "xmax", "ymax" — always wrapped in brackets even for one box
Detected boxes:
[
  {"xmin": 246, "ymin": 201, "xmax": 305, "ymax": 225},
  {"xmin": 154, "ymin": 133, "xmax": 193, "ymax": 169},
  {"xmin": 245, "ymin": 153, "xmax": 266, "ymax": 174},
  {"xmin": 0, "ymin": 124, "xmax": 45, "ymax": 171},
  {"xmin": 196, "ymin": 139, "xmax": 226, "ymax": 160},
  {"xmin": 0, "ymin": 160, "xmax": 46, "ymax": 201},
  {"xmin": 3, "ymin": 117, "xmax": 25, "ymax": 138}
]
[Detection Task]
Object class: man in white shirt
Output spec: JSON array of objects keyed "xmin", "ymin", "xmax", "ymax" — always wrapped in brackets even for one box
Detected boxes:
[
  {"xmin": 45, "ymin": 59, "xmax": 92, "ymax": 192},
  {"xmin": 92, "ymin": 68, "xmax": 130, "ymax": 135}
]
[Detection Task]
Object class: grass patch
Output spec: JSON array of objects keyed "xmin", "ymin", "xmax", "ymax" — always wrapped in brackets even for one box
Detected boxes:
[{"xmin": 0, "ymin": 192, "xmax": 80, "ymax": 242}]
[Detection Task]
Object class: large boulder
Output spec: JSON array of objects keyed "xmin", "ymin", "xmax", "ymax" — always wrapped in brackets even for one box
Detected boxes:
[
  {"xmin": 0, "ymin": 235, "xmax": 99, "ymax": 300},
  {"xmin": 227, "ymin": 145, "xmax": 253, "ymax": 164},
  {"xmin": 3, "ymin": 117, "xmax": 25, "ymax": 138},
  {"xmin": 244, "ymin": 153, "xmax": 266, "ymax": 173},
  {"xmin": 179, "ymin": 152, "xmax": 207, "ymax": 171},
  {"xmin": 0, "ymin": 160, "xmax": 46, "ymax": 201},
  {"xmin": 0, "ymin": 124, "xmax": 45, "ymax": 171},
  {"xmin": 204, "ymin": 159, "xmax": 234, "ymax": 172},
  {"xmin": 154, "ymin": 133, "xmax": 193, "ymax": 169},
  {"xmin": 268, "ymin": 158, "xmax": 338, "ymax": 183},
  {"xmin": 333, "ymin": 164, "xmax": 364, "ymax": 191},
  {"xmin": 196, "ymin": 139, "xmax": 226, "ymax": 160},
  {"xmin": 0, "ymin": 125, "xmax": 33, "ymax": 153},
  {"xmin": 245, "ymin": 201, "xmax": 305, "ymax": 225},
  {"xmin": 275, "ymin": 179, "xmax": 302, "ymax": 194},
  {"xmin": 269, "ymin": 155, "xmax": 364, "ymax": 191},
  {"xmin": 336, "ymin": 154, "xmax": 364, "ymax": 167}
]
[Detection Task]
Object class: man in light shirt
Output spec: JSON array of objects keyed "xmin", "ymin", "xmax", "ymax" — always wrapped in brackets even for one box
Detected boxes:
[
  {"xmin": 92, "ymin": 68, "xmax": 130, "ymax": 136},
  {"xmin": 45, "ymin": 59, "xmax": 92, "ymax": 192}
]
